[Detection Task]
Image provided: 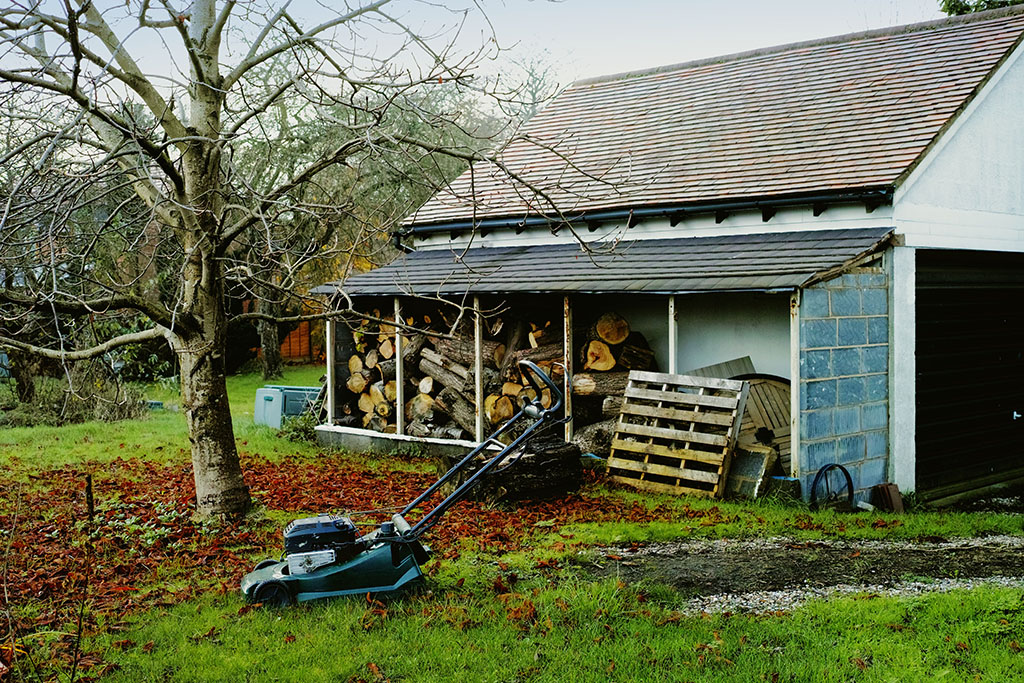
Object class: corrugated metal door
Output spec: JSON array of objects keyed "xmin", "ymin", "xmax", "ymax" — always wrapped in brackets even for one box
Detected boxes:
[{"xmin": 916, "ymin": 250, "xmax": 1024, "ymax": 500}]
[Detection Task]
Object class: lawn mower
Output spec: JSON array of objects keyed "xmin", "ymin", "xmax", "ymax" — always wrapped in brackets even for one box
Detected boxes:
[{"xmin": 240, "ymin": 360, "xmax": 565, "ymax": 607}]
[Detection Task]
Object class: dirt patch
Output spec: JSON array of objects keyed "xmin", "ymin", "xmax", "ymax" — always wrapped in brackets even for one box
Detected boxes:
[{"xmin": 593, "ymin": 537, "xmax": 1024, "ymax": 596}]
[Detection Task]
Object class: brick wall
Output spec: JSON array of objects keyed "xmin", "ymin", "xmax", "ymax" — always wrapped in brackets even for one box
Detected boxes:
[{"xmin": 798, "ymin": 260, "xmax": 889, "ymax": 500}]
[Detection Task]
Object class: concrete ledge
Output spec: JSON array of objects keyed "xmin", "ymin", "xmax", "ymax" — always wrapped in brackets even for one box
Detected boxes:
[{"xmin": 315, "ymin": 424, "xmax": 479, "ymax": 458}]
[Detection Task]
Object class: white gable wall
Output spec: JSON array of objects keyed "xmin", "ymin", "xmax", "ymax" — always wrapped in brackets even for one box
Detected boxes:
[{"xmin": 894, "ymin": 42, "xmax": 1024, "ymax": 251}]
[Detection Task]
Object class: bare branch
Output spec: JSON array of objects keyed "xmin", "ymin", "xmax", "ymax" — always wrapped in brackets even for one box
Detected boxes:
[
  {"xmin": 0, "ymin": 326, "xmax": 171, "ymax": 362},
  {"xmin": 222, "ymin": 0, "xmax": 393, "ymax": 92}
]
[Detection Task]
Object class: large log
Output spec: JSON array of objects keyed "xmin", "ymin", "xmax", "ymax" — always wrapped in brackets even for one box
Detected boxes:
[
  {"xmin": 572, "ymin": 372, "xmax": 629, "ymax": 397},
  {"xmin": 507, "ymin": 342, "xmax": 562, "ymax": 366},
  {"xmin": 614, "ymin": 332, "xmax": 655, "ymax": 371},
  {"xmin": 436, "ymin": 434, "xmax": 582, "ymax": 502},
  {"xmin": 419, "ymin": 357, "xmax": 468, "ymax": 393},
  {"xmin": 434, "ymin": 387, "xmax": 477, "ymax": 435},
  {"xmin": 432, "ymin": 336, "xmax": 506, "ymax": 369},
  {"xmin": 582, "ymin": 340, "xmax": 616, "ymax": 371},
  {"xmin": 571, "ymin": 418, "xmax": 617, "ymax": 458},
  {"xmin": 485, "ymin": 394, "xmax": 515, "ymax": 425},
  {"xmin": 592, "ymin": 312, "xmax": 630, "ymax": 345},
  {"xmin": 346, "ymin": 370, "xmax": 369, "ymax": 394},
  {"xmin": 405, "ymin": 393, "xmax": 435, "ymax": 422}
]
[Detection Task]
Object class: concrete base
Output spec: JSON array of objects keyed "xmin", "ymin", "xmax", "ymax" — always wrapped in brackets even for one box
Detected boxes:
[{"xmin": 314, "ymin": 424, "xmax": 479, "ymax": 459}]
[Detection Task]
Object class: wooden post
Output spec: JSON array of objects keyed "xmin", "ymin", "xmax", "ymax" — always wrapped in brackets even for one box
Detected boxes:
[
  {"xmin": 394, "ymin": 297, "xmax": 405, "ymax": 435},
  {"xmin": 668, "ymin": 295, "xmax": 678, "ymax": 374},
  {"xmin": 563, "ymin": 295, "xmax": 574, "ymax": 441},
  {"xmin": 474, "ymin": 296, "xmax": 485, "ymax": 441},
  {"xmin": 789, "ymin": 292, "xmax": 801, "ymax": 479},
  {"xmin": 325, "ymin": 318, "xmax": 335, "ymax": 426}
]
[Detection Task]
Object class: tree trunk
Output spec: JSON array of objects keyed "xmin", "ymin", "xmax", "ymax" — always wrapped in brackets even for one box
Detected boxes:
[
  {"xmin": 178, "ymin": 331, "xmax": 251, "ymax": 518},
  {"xmin": 257, "ymin": 295, "xmax": 283, "ymax": 380},
  {"xmin": 8, "ymin": 349, "xmax": 39, "ymax": 404}
]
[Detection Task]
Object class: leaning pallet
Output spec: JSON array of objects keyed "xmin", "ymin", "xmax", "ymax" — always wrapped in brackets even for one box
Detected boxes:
[{"xmin": 607, "ymin": 371, "xmax": 749, "ymax": 498}]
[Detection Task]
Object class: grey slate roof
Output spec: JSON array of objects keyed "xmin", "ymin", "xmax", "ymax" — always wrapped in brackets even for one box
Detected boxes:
[
  {"xmin": 407, "ymin": 8, "xmax": 1024, "ymax": 229},
  {"xmin": 313, "ymin": 228, "xmax": 894, "ymax": 297}
]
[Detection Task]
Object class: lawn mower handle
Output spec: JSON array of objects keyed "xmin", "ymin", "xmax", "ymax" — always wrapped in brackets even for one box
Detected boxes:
[
  {"xmin": 519, "ymin": 359, "xmax": 564, "ymax": 418},
  {"xmin": 393, "ymin": 361, "xmax": 564, "ymax": 540}
]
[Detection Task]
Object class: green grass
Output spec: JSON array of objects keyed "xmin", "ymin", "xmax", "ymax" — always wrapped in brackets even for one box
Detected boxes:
[
  {"xmin": 5, "ymin": 364, "xmax": 1024, "ymax": 681},
  {"xmin": 0, "ymin": 364, "xmax": 325, "ymax": 469},
  {"xmin": 92, "ymin": 579, "xmax": 1024, "ymax": 682}
]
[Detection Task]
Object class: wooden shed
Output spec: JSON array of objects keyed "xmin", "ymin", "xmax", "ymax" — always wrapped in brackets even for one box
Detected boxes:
[{"xmin": 315, "ymin": 8, "xmax": 1024, "ymax": 503}]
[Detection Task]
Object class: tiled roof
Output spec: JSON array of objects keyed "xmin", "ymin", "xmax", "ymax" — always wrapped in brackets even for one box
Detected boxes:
[
  {"xmin": 409, "ymin": 9, "xmax": 1024, "ymax": 228},
  {"xmin": 312, "ymin": 228, "xmax": 894, "ymax": 296}
]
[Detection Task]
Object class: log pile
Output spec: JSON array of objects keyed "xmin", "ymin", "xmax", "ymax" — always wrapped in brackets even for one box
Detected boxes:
[
  {"xmin": 334, "ymin": 308, "xmax": 566, "ymax": 439},
  {"xmin": 570, "ymin": 311, "xmax": 656, "ymax": 454}
]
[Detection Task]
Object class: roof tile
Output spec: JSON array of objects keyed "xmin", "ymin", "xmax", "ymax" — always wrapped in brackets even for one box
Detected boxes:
[{"xmin": 409, "ymin": 10, "xmax": 1024, "ymax": 227}]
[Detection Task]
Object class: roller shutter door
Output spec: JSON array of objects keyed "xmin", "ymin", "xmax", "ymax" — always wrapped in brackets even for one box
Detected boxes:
[{"xmin": 916, "ymin": 250, "xmax": 1024, "ymax": 500}]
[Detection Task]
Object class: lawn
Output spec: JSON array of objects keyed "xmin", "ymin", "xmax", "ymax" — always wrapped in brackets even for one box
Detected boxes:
[{"xmin": 1, "ymin": 365, "xmax": 1023, "ymax": 681}]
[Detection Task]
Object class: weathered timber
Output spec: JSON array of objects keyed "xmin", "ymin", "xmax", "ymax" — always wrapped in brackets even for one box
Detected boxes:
[
  {"xmin": 406, "ymin": 420, "xmax": 431, "ymax": 438},
  {"xmin": 571, "ymin": 418, "xmax": 617, "ymax": 458},
  {"xmin": 602, "ymin": 395, "xmax": 624, "ymax": 419},
  {"xmin": 615, "ymin": 332, "xmax": 656, "ymax": 371}
]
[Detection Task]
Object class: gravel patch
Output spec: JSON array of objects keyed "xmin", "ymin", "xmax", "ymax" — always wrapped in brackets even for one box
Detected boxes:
[
  {"xmin": 589, "ymin": 536, "xmax": 1024, "ymax": 614},
  {"xmin": 682, "ymin": 575, "xmax": 1024, "ymax": 616}
]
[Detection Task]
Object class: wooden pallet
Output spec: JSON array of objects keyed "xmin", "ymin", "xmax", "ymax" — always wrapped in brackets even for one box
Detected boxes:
[
  {"xmin": 607, "ymin": 371, "xmax": 749, "ymax": 498},
  {"xmin": 737, "ymin": 377, "xmax": 792, "ymax": 473}
]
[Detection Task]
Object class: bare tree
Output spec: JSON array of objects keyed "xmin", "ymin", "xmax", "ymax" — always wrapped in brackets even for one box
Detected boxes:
[{"xmin": 0, "ymin": 1, "xmax": 510, "ymax": 517}]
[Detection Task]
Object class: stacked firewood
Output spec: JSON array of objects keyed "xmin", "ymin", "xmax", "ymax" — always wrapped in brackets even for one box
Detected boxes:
[
  {"xmin": 572, "ymin": 312, "xmax": 655, "ymax": 401},
  {"xmin": 336, "ymin": 310, "xmax": 565, "ymax": 439},
  {"xmin": 570, "ymin": 311, "xmax": 656, "ymax": 456}
]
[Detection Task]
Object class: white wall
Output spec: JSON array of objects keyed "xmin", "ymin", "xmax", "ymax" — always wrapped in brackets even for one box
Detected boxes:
[
  {"xmin": 895, "ymin": 44, "xmax": 1024, "ymax": 252},
  {"xmin": 570, "ymin": 292, "xmax": 789, "ymax": 379},
  {"xmin": 673, "ymin": 293, "xmax": 791, "ymax": 378}
]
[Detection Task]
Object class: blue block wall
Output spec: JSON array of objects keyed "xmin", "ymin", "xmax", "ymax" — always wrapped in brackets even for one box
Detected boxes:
[{"xmin": 799, "ymin": 263, "xmax": 889, "ymax": 500}]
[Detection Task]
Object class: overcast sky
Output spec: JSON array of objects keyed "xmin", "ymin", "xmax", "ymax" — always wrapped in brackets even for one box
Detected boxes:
[{"xmin": 477, "ymin": 0, "xmax": 947, "ymax": 85}]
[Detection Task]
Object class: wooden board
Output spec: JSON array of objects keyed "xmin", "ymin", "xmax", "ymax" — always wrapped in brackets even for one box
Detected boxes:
[
  {"xmin": 725, "ymin": 443, "xmax": 778, "ymax": 499},
  {"xmin": 735, "ymin": 377, "xmax": 792, "ymax": 473},
  {"xmin": 607, "ymin": 371, "xmax": 748, "ymax": 498}
]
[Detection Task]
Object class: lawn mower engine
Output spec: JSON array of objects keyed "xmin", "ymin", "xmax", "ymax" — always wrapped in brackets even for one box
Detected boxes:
[{"xmin": 283, "ymin": 514, "xmax": 359, "ymax": 575}]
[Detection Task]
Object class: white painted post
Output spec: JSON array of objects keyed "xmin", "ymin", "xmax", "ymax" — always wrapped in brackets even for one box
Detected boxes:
[
  {"xmin": 394, "ymin": 297, "xmax": 405, "ymax": 435},
  {"xmin": 890, "ymin": 247, "xmax": 916, "ymax": 492},
  {"xmin": 668, "ymin": 295, "xmax": 678, "ymax": 374},
  {"xmin": 325, "ymin": 318, "xmax": 335, "ymax": 426},
  {"xmin": 473, "ymin": 296, "xmax": 485, "ymax": 442},
  {"xmin": 789, "ymin": 292, "xmax": 801, "ymax": 479},
  {"xmin": 563, "ymin": 295, "xmax": 574, "ymax": 441}
]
